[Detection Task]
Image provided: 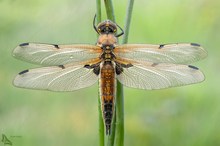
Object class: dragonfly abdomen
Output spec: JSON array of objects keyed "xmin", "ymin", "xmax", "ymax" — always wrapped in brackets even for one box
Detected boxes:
[{"xmin": 99, "ymin": 61, "xmax": 116, "ymax": 135}]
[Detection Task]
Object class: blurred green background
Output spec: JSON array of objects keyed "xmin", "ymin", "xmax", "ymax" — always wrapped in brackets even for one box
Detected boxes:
[{"xmin": 0, "ymin": 0, "xmax": 219, "ymax": 145}]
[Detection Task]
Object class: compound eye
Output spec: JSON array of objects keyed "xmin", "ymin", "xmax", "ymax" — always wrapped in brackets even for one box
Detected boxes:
[{"xmin": 110, "ymin": 29, "xmax": 114, "ymax": 33}]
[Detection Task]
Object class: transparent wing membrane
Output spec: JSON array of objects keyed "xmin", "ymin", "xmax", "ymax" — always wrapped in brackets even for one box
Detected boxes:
[
  {"xmin": 13, "ymin": 42, "xmax": 207, "ymax": 91},
  {"xmin": 117, "ymin": 63, "xmax": 205, "ymax": 90},
  {"xmin": 13, "ymin": 65, "xmax": 98, "ymax": 91},
  {"xmin": 13, "ymin": 43, "xmax": 101, "ymax": 66},
  {"xmin": 114, "ymin": 43, "xmax": 207, "ymax": 64}
]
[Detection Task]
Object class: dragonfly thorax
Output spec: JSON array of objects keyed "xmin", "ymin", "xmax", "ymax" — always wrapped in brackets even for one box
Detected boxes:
[
  {"xmin": 100, "ymin": 44, "xmax": 115, "ymax": 61},
  {"xmin": 97, "ymin": 34, "xmax": 117, "ymax": 46}
]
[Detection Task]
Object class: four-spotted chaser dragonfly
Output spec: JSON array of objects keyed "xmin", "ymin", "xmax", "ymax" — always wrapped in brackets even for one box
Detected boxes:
[{"xmin": 13, "ymin": 17, "xmax": 207, "ymax": 135}]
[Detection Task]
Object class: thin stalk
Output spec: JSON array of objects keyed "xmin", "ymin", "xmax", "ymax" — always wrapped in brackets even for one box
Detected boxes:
[
  {"xmin": 104, "ymin": 0, "xmax": 135, "ymax": 146},
  {"xmin": 115, "ymin": 82, "xmax": 124, "ymax": 146},
  {"xmin": 122, "ymin": 0, "xmax": 134, "ymax": 44},
  {"xmin": 96, "ymin": 0, "xmax": 105, "ymax": 146},
  {"xmin": 115, "ymin": 1, "xmax": 134, "ymax": 145},
  {"xmin": 104, "ymin": 0, "xmax": 116, "ymax": 22},
  {"xmin": 98, "ymin": 92, "xmax": 105, "ymax": 146},
  {"xmin": 96, "ymin": 0, "xmax": 101, "ymax": 25},
  {"xmin": 104, "ymin": 1, "xmax": 134, "ymax": 146}
]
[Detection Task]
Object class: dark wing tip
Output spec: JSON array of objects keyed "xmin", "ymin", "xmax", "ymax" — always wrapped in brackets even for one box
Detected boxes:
[
  {"xmin": 188, "ymin": 65, "xmax": 199, "ymax": 70},
  {"xmin": 19, "ymin": 69, "xmax": 29, "ymax": 75},
  {"xmin": 151, "ymin": 63, "xmax": 159, "ymax": 67},
  {"xmin": 190, "ymin": 43, "xmax": 201, "ymax": 47},
  {"xmin": 19, "ymin": 43, "xmax": 29, "ymax": 47},
  {"xmin": 159, "ymin": 44, "xmax": 165, "ymax": 49},
  {"xmin": 58, "ymin": 65, "xmax": 65, "ymax": 69},
  {"xmin": 53, "ymin": 44, "xmax": 60, "ymax": 49}
]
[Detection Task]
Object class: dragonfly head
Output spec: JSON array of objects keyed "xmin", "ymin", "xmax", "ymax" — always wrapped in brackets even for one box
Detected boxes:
[{"xmin": 97, "ymin": 20, "xmax": 117, "ymax": 35}]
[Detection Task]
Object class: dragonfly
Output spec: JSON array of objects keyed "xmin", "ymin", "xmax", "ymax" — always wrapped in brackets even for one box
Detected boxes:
[{"xmin": 13, "ymin": 16, "xmax": 207, "ymax": 135}]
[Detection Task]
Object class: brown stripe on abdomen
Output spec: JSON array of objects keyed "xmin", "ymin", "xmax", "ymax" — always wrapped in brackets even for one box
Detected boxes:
[{"xmin": 99, "ymin": 61, "xmax": 116, "ymax": 135}]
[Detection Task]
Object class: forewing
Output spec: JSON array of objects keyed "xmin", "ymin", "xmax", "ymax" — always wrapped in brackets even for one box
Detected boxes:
[
  {"xmin": 114, "ymin": 43, "xmax": 207, "ymax": 64},
  {"xmin": 13, "ymin": 43, "xmax": 101, "ymax": 65},
  {"xmin": 13, "ymin": 64, "xmax": 99, "ymax": 91},
  {"xmin": 116, "ymin": 62, "xmax": 205, "ymax": 90}
]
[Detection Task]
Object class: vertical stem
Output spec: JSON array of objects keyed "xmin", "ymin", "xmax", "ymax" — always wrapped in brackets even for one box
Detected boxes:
[
  {"xmin": 115, "ymin": 1, "xmax": 134, "ymax": 145},
  {"xmin": 96, "ymin": 0, "xmax": 105, "ymax": 146},
  {"xmin": 104, "ymin": 1, "xmax": 134, "ymax": 146},
  {"xmin": 104, "ymin": 0, "xmax": 116, "ymax": 22},
  {"xmin": 115, "ymin": 82, "xmax": 124, "ymax": 146},
  {"xmin": 122, "ymin": 0, "xmax": 134, "ymax": 44},
  {"xmin": 96, "ymin": 0, "xmax": 102, "ymax": 26}
]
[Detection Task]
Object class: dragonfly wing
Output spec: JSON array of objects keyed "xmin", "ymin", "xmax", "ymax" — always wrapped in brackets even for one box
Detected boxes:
[
  {"xmin": 116, "ymin": 62, "xmax": 205, "ymax": 90},
  {"xmin": 114, "ymin": 43, "xmax": 207, "ymax": 64},
  {"xmin": 13, "ymin": 64, "xmax": 99, "ymax": 91},
  {"xmin": 13, "ymin": 43, "xmax": 101, "ymax": 65}
]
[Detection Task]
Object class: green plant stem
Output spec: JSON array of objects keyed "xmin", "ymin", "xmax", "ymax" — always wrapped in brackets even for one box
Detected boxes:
[
  {"xmin": 96, "ymin": 0, "xmax": 105, "ymax": 146},
  {"xmin": 115, "ymin": 1, "xmax": 134, "ymax": 145},
  {"xmin": 98, "ymin": 94, "xmax": 105, "ymax": 146},
  {"xmin": 96, "ymin": 0, "xmax": 101, "ymax": 26},
  {"xmin": 122, "ymin": 0, "xmax": 134, "ymax": 44},
  {"xmin": 115, "ymin": 82, "xmax": 124, "ymax": 146},
  {"xmin": 104, "ymin": 0, "xmax": 116, "ymax": 22},
  {"xmin": 104, "ymin": 1, "xmax": 134, "ymax": 146}
]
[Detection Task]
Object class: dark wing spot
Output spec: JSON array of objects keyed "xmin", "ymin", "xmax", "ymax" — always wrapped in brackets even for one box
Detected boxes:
[
  {"xmin": 19, "ymin": 43, "xmax": 29, "ymax": 47},
  {"xmin": 58, "ymin": 65, "xmax": 65, "ymax": 69},
  {"xmin": 93, "ymin": 66, "xmax": 100, "ymax": 75},
  {"xmin": 84, "ymin": 63, "xmax": 101, "ymax": 75},
  {"xmin": 121, "ymin": 63, "xmax": 133, "ymax": 68},
  {"xmin": 19, "ymin": 69, "xmax": 29, "ymax": 75},
  {"xmin": 190, "ymin": 43, "xmax": 200, "ymax": 47},
  {"xmin": 116, "ymin": 66, "xmax": 123, "ymax": 75},
  {"xmin": 188, "ymin": 65, "xmax": 199, "ymax": 70},
  {"xmin": 159, "ymin": 44, "xmax": 165, "ymax": 49},
  {"xmin": 151, "ymin": 63, "xmax": 158, "ymax": 67},
  {"xmin": 84, "ymin": 64, "xmax": 100, "ymax": 75},
  {"xmin": 84, "ymin": 64, "xmax": 92, "ymax": 69},
  {"xmin": 53, "ymin": 44, "xmax": 59, "ymax": 49},
  {"xmin": 115, "ymin": 62, "xmax": 131, "ymax": 75}
]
